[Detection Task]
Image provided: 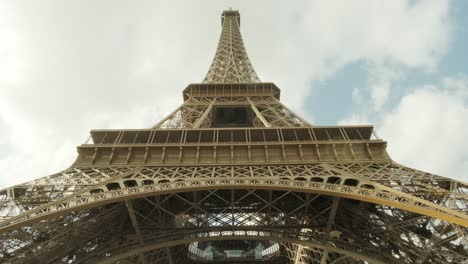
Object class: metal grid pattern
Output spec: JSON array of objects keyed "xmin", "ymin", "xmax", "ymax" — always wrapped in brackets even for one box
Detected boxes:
[
  {"xmin": 1, "ymin": 188, "xmax": 466, "ymax": 263},
  {"xmin": 0, "ymin": 9, "xmax": 467, "ymax": 264},
  {"xmin": 153, "ymin": 96, "xmax": 310, "ymax": 129},
  {"xmin": 203, "ymin": 10, "xmax": 260, "ymax": 83},
  {"xmin": 0, "ymin": 163, "xmax": 467, "ymax": 263}
]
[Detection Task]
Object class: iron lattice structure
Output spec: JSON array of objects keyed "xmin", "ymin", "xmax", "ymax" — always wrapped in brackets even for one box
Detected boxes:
[{"xmin": 0, "ymin": 9, "xmax": 467, "ymax": 264}]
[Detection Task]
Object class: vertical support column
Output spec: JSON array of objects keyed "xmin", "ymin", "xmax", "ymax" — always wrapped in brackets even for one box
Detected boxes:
[
  {"xmin": 126, "ymin": 200, "xmax": 174, "ymax": 264},
  {"xmin": 125, "ymin": 200, "xmax": 148, "ymax": 264},
  {"xmin": 193, "ymin": 98, "xmax": 216, "ymax": 128},
  {"xmin": 247, "ymin": 97, "xmax": 271, "ymax": 127},
  {"xmin": 231, "ymin": 190, "xmax": 235, "ymax": 226},
  {"xmin": 165, "ymin": 248, "xmax": 174, "ymax": 264},
  {"xmin": 320, "ymin": 197, "xmax": 341, "ymax": 264},
  {"xmin": 293, "ymin": 244, "xmax": 305, "ymax": 264}
]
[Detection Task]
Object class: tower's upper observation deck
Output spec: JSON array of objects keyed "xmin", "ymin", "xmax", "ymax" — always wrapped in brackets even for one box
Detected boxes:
[{"xmin": 203, "ymin": 10, "xmax": 260, "ymax": 84}]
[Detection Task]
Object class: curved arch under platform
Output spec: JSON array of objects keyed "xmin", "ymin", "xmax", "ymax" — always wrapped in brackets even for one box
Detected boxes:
[
  {"xmin": 89, "ymin": 229, "xmax": 389, "ymax": 264},
  {"xmin": 1, "ymin": 188, "xmax": 466, "ymax": 263},
  {"xmin": 1, "ymin": 164, "xmax": 467, "ymax": 232}
]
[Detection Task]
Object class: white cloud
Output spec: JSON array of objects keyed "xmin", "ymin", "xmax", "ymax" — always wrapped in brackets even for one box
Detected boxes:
[
  {"xmin": 351, "ymin": 87, "xmax": 363, "ymax": 105},
  {"xmin": 0, "ymin": 2, "xmax": 28, "ymax": 88},
  {"xmin": 365, "ymin": 62, "xmax": 402, "ymax": 112},
  {"xmin": 378, "ymin": 76, "xmax": 468, "ymax": 182},
  {"xmin": 337, "ymin": 114, "xmax": 371, "ymax": 126},
  {"xmin": 0, "ymin": 0, "xmax": 457, "ymax": 187},
  {"xmin": 339, "ymin": 76, "xmax": 468, "ymax": 181},
  {"xmin": 239, "ymin": 0, "xmax": 451, "ymax": 120},
  {"xmin": 0, "ymin": 97, "xmax": 77, "ymax": 187}
]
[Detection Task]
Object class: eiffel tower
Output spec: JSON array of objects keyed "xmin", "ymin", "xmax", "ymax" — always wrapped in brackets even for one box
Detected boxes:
[{"xmin": 0, "ymin": 9, "xmax": 467, "ymax": 264}]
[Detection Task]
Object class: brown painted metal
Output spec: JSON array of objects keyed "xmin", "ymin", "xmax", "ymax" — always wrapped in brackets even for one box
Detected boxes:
[{"xmin": 0, "ymin": 9, "xmax": 467, "ymax": 264}]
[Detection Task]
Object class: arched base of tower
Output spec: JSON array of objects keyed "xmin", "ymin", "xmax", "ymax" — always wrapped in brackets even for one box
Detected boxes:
[{"xmin": 1, "ymin": 188, "xmax": 465, "ymax": 263}]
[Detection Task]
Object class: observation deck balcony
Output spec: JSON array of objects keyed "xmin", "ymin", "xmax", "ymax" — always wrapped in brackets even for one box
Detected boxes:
[
  {"xmin": 75, "ymin": 126, "xmax": 389, "ymax": 166},
  {"xmin": 183, "ymin": 83, "xmax": 280, "ymax": 101}
]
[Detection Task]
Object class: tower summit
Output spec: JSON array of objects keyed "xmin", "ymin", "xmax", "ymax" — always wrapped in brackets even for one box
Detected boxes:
[
  {"xmin": 0, "ymin": 9, "xmax": 467, "ymax": 264},
  {"xmin": 203, "ymin": 10, "xmax": 260, "ymax": 83}
]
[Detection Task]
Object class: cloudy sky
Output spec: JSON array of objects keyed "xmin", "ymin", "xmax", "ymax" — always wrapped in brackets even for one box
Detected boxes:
[{"xmin": 0, "ymin": 0, "xmax": 467, "ymax": 188}]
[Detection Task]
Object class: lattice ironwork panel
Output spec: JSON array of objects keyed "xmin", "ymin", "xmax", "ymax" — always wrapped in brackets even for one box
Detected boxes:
[
  {"xmin": 1, "ymin": 189, "xmax": 466, "ymax": 263},
  {"xmin": 203, "ymin": 10, "xmax": 259, "ymax": 83}
]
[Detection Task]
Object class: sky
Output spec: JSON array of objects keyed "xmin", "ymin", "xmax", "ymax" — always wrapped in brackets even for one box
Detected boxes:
[{"xmin": 0, "ymin": 0, "xmax": 467, "ymax": 188}]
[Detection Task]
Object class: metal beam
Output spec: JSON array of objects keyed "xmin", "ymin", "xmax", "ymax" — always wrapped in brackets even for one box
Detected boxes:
[
  {"xmin": 96, "ymin": 230, "xmax": 387, "ymax": 264},
  {"xmin": 247, "ymin": 97, "xmax": 271, "ymax": 127},
  {"xmin": 164, "ymin": 247, "xmax": 174, "ymax": 264},
  {"xmin": 274, "ymin": 98, "xmax": 312, "ymax": 126},
  {"xmin": 125, "ymin": 200, "xmax": 147, "ymax": 264},
  {"xmin": 293, "ymin": 244, "xmax": 305, "ymax": 264},
  {"xmin": 321, "ymin": 197, "xmax": 341, "ymax": 264},
  {"xmin": 192, "ymin": 98, "xmax": 216, "ymax": 128},
  {"xmin": 152, "ymin": 105, "xmax": 183, "ymax": 128}
]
